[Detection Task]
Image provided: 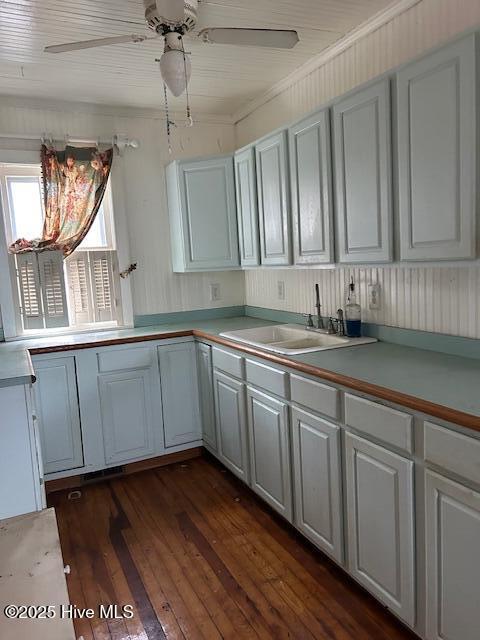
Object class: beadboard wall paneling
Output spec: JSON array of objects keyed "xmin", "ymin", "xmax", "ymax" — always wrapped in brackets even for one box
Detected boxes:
[
  {"xmin": 0, "ymin": 100, "xmax": 245, "ymax": 325},
  {"xmin": 235, "ymin": 0, "xmax": 480, "ymax": 144},
  {"xmin": 245, "ymin": 267, "xmax": 480, "ymax": 340}
]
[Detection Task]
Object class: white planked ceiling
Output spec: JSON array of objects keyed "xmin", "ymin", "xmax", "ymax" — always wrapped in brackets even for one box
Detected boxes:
[{"xmin": 0, "ymin": 0, "xmax": 398, "ymax": 116}]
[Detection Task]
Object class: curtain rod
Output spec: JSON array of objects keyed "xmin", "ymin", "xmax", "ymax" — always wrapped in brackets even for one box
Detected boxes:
[{"xmin": 0, "ymin": 132, "xmax": 140, "ymax": 153}]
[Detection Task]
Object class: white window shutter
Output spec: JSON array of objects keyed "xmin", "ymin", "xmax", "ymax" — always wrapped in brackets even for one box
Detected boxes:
[
  {"xmin": 15, "ymin": 253, "xmax": 44, "ymax": 330},
  {"xmin": 90, "ymin": 250, "xmax": 116, "ymax": 322},
  {"xmin": 37, "ymin": 250, "xmax": 69, "ymax": 328},
  {"xmin": 66, "ymin": 252, "xmax": 93, "ymax": 325}
]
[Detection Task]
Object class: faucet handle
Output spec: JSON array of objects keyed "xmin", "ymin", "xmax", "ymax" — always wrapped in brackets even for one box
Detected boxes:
[{"xmin": 302, "ymin": 313, "xmax": 314, "ymax": 328}]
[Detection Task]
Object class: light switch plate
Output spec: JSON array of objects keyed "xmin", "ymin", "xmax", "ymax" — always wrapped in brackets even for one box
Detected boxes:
[{"xmin": 210, "ymin": 283, "xmax": 221, "ymax": 302}]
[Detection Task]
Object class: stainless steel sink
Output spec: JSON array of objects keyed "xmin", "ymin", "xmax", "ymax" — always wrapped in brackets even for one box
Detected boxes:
[{"xmin": 220, "ymin": 324, "xmax": 377, "ymax": 355}]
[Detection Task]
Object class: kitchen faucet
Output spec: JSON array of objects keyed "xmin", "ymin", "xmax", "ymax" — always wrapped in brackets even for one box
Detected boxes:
[{"xmin": 315, "ymin": 284, "xmax": 325, "ymax": 330}]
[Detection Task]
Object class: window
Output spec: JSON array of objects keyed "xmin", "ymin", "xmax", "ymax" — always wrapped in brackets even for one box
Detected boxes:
[{"xmin": 0, "ymin": 163, "xmax": 123, "ymax": 335}]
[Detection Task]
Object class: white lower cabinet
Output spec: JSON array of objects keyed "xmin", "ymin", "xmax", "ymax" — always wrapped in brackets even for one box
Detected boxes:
[
  {"xmin": 158, "ymin": 342, "xmax": 202, "ymax": 448},
  {"xmin": 213, "ymin": 369, "xmax": 249, "ymax": 482},
  {"xmin": 344, "ymin": 431, "xmax": 415, "ymax": 626},
  {"xmin": 291, "ymin": 407, "xmax": 343, "ymax": 563},
  {"xmin": 33, "ymin": 355, "xmax": 84, "ymax": 474},
  {"xmin": 247, "ymin": 387, "xmax": 292, "ymax": 521},
  {"xmin": 197, "ymin": 343, "xmax": 217, "ymax": 452},
  {"xmin": 0, "ymin": 384, "xmax": 45, "ymax": 520},
  {"xmin": 98, "ymin": 367, "xmax": 157, "ymax": 465},
  {"xmin": 425, "ymin": 470, "xmax": 480, "ymax": 640}
]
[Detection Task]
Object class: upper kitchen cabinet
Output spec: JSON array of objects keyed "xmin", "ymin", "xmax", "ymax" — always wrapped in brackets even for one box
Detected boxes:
[
  {"xmin": 289, "ymin": 109, "xmax": 334, "ymax": 265},
  {"xmin": 397, "ymin": 35, "xmax": 477, "ymax": 261},
  {"xmin": 256, "ymin": 131, "xmax": 292, "ymax": 265},
  {"xmin": 167, "ymin": 155, "xmax": 240, "ymax": 272},
  {"xmin": 333, "ymin": 78, "xmax": 393, "ymax": 263},
  {"xmin": 235, "ymin": 146, "xmax": 260, "ymax": 267}
]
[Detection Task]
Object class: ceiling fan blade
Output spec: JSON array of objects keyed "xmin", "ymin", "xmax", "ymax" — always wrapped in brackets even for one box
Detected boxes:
[
  {"xmin": 154, "ymin": 0, "xmax": 185, "ymax": 24},
  {"xmin": 199, "ymin": 28, "xmax": 299, "ymax": 49},
  {"xmin": 44, "ymin": 34, "xmax": 152, "ymax": 54}
]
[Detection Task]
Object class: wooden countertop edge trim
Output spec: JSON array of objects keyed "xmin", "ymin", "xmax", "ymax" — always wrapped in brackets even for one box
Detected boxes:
[
  {"xmin": 22, "ymin": 327, "xmax": 480, "ymax": 433},
  {"xmin": 193, "ymin": 330, "xmax": 480, "ymax": 433},
  {"xmin": 28, "ymin": 330, "xmax": 194, "ymax": 355}
]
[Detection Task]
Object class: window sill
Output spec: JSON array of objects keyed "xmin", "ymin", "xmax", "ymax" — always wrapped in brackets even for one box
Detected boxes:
[{"xmin": 5, "ymin": 322, "xmax": 133, "ymax": 343}]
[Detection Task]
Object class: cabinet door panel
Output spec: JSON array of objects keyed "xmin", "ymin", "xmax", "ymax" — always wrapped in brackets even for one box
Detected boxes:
[
  {"xmin": 256, "ymin": 131, "xmax": 291, "ymax": 265},
  {"xmin": 247, "ymin": 387, "xmax": 292, "ymax": 520},
  {"xmin": 333, "ymin": 79, "xmax": 392, "ymax": 263},
  {"xmin": 99, "ymin": 369, "xmax": 155, "ymax": 464},
  {"xmin": 159, "ymin": 342, "xmax": 201, "ymax": 448},
  {"xmin": 425, "ymin": 470, "xmax": 480, "ymax": 640},
  {"xmin": 344, "ymin": 432, "xmax": 415, "ymax": 626},
  {"xmin": 33, "ymin": 356, "xmax": 84, "ymax": 474},
  {"xmin": 291, "ymin": 407, "xmax": 343, "ymax": 562},
  {"xmin": 235, "ymin": 147, "xmax": 260, "ymax": 266},
  {"xmin": 289, "ymin": 110, "xmax": 334, "ymax": 264},
  {"xmin": 168, "ymin": 155, "xmax": 240, "ymax": 272},
  {"xmin": 397, "ymin": 36, "xmax": 476, "ymax": 260},
  {"xmin": 197, "ymin": 343, "xmax": 217, "ymax": 451},
  {"xmin": 214, "ymin": 370, "xmax": 249, "ymax": 482}
]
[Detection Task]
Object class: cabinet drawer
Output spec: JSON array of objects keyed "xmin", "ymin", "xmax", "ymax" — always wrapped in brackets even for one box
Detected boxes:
[
  {"xmin": 290, "ymin": 374, "xmax": 339, "ymax": 420},
  {"xmin": 424, "ymin": 421, "xmax": 480, "ymax": 485},
  {"xmin": 98, "ymin": 347, "xmax": 153, "ymax": 373},
  {"xmin": 344, "ymin": 394, "xmax": 413, "ymax": 453},
  {"xmin": 212, "ymin": 347, "xmax": 245, "ymax": 379},
  {"xmin": 246, "ymin": 359, "xmax": 289, "ymax": 398}
]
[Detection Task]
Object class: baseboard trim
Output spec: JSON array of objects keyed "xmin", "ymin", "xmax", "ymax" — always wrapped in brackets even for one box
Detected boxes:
[{"xmin": 45, "ymin": 447, "xmax": 203, "ymax": 494}]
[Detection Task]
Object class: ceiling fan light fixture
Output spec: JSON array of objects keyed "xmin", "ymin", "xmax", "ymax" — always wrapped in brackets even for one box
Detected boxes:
[{"xmin": 159, "ymin": 33, "xmax": 191, "ymax": 97}]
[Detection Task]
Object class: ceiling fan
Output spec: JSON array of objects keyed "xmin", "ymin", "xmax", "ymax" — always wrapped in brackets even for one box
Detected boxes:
[{"xmin": 44, "ymin": 0, "xmax": 300, "ymax": 97}]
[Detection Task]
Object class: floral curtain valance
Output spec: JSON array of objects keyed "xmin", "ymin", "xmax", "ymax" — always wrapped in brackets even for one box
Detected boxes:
[{"xmin": 9, "ymin": 144, "xmax": 113, "ymax": 257}]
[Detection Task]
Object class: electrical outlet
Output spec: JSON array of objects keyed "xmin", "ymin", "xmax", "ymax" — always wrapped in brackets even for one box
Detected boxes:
[
  {"xmin": 210, "ymin": 283, "xmax": 221, "ymax": 302},
  {"xmin": 277, "ymin": 280, "xmax": 285, "ymax": 301},
  {"xmin": 368, "ymin": 283, "xmax": 381, "ymax": 310}
]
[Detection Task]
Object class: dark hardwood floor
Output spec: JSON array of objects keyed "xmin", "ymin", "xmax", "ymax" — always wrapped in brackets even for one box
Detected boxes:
[{"xmin": 49, "ymin": 455, "xmax": 418, "ymax": 640}]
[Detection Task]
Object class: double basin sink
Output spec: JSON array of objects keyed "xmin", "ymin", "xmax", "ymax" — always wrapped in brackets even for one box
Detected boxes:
[{"xmin": 220, "ymin": 324, "xmax": 377, "ymax": 355}]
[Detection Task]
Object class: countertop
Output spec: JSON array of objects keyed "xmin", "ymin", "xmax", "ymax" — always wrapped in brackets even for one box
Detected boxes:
[
  {"xmin": 0, "ymin": 508, "xmax": 76, "ymax": 640},
  {"xmin": 1, "ymin": 316, "xmax": 479, "ymax": 431}
]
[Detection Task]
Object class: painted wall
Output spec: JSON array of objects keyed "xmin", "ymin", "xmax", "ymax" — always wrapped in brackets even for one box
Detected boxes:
[
  {"xmin": 237, "ymin": 0, "xmax": 480, "ymax": 340},
  {"xmin": 0, "ymin": 97, "xmax": 244, "ymax": 330}
]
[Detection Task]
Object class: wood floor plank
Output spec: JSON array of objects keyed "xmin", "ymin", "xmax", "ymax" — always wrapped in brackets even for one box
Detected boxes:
[
  {"xmin": 111, "ymin": 479, "xmax": 223, "ymax": 640},
  {"xmin": 202, "ymin": 457, "xmax": 418, "ymax": 640},
  {"xmin": 168, "ymin": 464, "xmax": 351, "ymax": 640},
  {"xmin": 50, "ymin": 457, "xmax": 418, "ymax": 640},
  {"xmin": 121, "ymin": 474, "xmax": 254, "ymax": 640}
]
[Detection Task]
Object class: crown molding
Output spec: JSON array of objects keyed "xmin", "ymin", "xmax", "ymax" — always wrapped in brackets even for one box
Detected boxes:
[
  {"xmin": 0, "ymin": 94, "xmax": 234, "ymax": 125},
  {"xmin": 233, "ymin": 0, "xmax": 422, "ymax": 124}
]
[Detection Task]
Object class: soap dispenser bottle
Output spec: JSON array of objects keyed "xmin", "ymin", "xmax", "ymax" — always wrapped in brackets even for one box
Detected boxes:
[{"xmin": 345, "ymin": 277, "xmax": 362, "ymax": 337}]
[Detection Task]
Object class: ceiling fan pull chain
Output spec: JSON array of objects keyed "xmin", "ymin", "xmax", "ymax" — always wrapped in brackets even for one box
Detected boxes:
[
  {"xmin": 181, "ymin": 38, "xmax": 194, "ymax": 128},
  {"xmin": 163, "ymin": 81, "xmax": 174, "ymax": 154}
]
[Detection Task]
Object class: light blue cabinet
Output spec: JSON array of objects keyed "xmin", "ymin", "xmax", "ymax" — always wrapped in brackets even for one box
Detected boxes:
[
  {"xmin": 235, "ymin": 146, "xmax": 260, "ymax": 266},
  {"xmin": 159, "ymin": 342, "xmax": 202, "ymax": 448},
  {"xmin": 397, "ymin": 35, "xmax": 477, "ymax": 261},
  {"xmin": 213, "ymin": 369, "xmax": 249, "ymax": 482},
  {"xmin": 167, "ymin": 155, "xmax": 240, "ymax": 272},
  {"xmin": 97, "ymin": 345, "xmax": 161, "ymax": 465},
  {"xmin": 333, "ymin": 78, "xmax": 393, "ymax": 263},
  {"xmin": 289, "ymin": 110, "xmax": 334, "ymax": 265},
  {"xmin": 344, "ymin": 431, "xmax": 415, "ymax": 626},
  {"xmin": 256, "ymin": 131, "xmax": 292, "ymax": 265},
  {"xmin": 98, "ymin": 367, "xmax": 158, "ymax": 465},
  {"xmin": 247, "ymin": 386, "xmax": 292, "ymax": 520},
  {"xmin": 33, "ymin": 355, "xmax": 84, "ymax": 474},
  {"xmin": 291, "ymin": 406, "xmax": 343, "ymax": 562},
  {"xmin": 197, "ymin": 342, "xmax": 217, "ymax": 452},
  {"xmin": 425, "ymin": 470, "xmax": 480, "ymax": 640}
]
